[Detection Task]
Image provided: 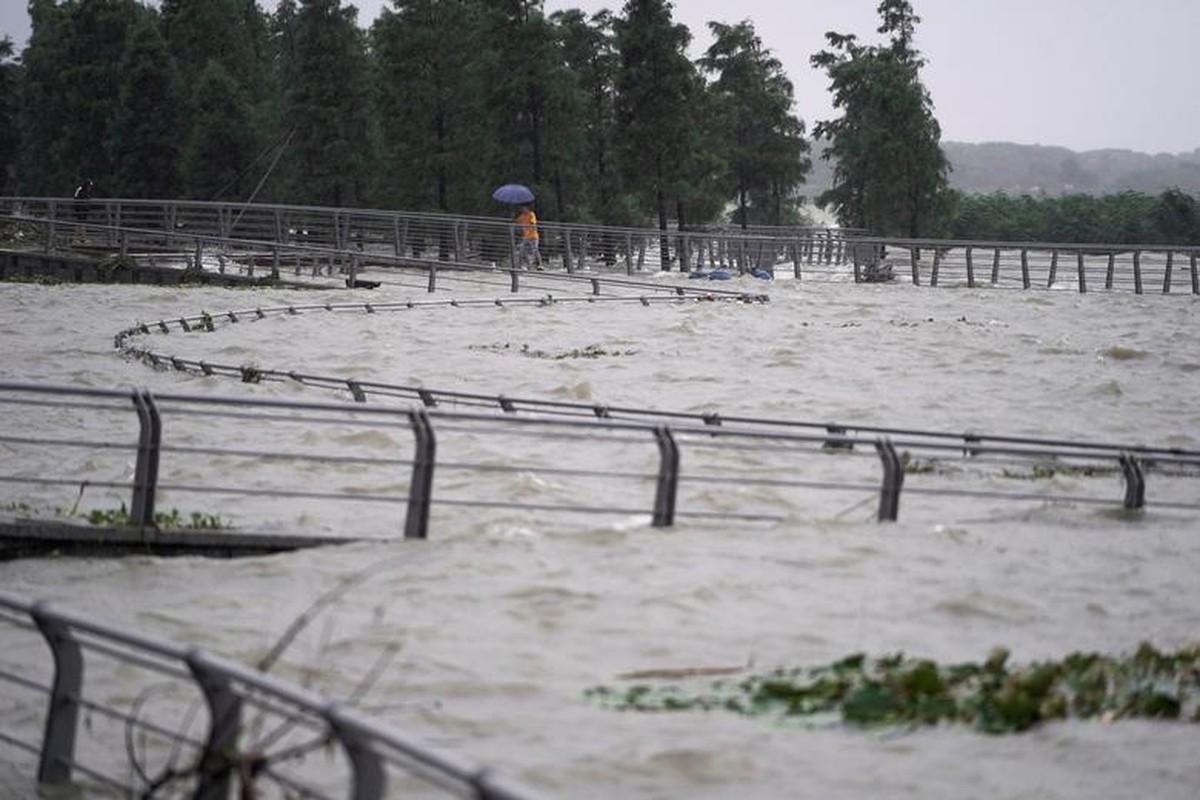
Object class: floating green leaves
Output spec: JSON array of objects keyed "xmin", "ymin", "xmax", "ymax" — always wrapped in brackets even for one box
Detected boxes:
[
  {"xmin": 585, "ymin": 644, "xmax": 1200, "ymax": 734},
  {"xmin": 84, "ymin": 502, "xmax": 229, "ymax": 530}
]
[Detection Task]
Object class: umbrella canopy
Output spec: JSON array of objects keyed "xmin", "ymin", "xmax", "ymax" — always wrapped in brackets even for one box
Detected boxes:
[{"xmin": 492, "ymin": 183, "xmax": 535, "ymax": 204}]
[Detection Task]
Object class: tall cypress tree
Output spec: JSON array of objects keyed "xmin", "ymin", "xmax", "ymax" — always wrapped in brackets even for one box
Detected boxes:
[
  {"xmin": 372, "ymin": 0, "xmax": 489, "ymax": 213},
  {"xmin": 0, "ymin": 38, "xmax": 19, "ymax": 196},
  {"xmin": 613, "ymin": 0, "xmax": 698, "ymax": 263},
  {"xmin": 701, "ymin": 21, "xmax": 810, "ymax": 227},
  {"xmin": 552, "ymin": 9, "xmax": 625, "ymax": 223},
  {"xmin": 183, "ymin": 61, "xmax": 256, "ymax": 200},
  {"xmin": 812, "ymin": 0, "xmax": 947, "ymax": 236},
  {"xmin": 110, "ymin": 17, "xmax": 183, "ymax": 198},
  {"xmin": 282, "ymin": 0, "xmax": 373, "ymax": 207}
]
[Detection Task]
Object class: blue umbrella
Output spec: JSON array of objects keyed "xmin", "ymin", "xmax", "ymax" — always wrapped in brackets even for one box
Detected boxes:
[{"xmin": 492, "ymin": 183, "xmax": 535, "ymax": 204}]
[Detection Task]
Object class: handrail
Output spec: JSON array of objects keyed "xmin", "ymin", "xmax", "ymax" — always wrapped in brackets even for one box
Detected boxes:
[
  {"xmin": 0, "ymin": 589, "xmax": 547, "ymax": 799},
  {"xmin": 2, "ymin": 382, "xmax": 1196, "ymax": 546}
]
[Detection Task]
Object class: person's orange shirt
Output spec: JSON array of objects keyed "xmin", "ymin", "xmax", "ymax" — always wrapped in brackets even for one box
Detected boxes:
[{"xmin": 516, "ymin": 209, "xmax": 539, "ymax": 240}]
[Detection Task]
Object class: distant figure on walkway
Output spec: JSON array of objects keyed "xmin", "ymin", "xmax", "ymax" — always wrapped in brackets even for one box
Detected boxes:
[
  {"xmin": 515, "ymin": 204, "xmax": 542, "ymax": 270},
  {"xmin": 73, "ymin": 178, "xmax": 95, "ymax": 223}
]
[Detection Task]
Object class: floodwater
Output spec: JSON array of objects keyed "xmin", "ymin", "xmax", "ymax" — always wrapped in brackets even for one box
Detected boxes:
[{"xmin": 1, "ymin": 264, "xmax": 1199, "ymax": 799}]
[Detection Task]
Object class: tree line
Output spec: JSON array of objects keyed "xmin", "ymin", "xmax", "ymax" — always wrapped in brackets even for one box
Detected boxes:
[
  {"xmin": 0, "ymin": 0, "xmax": 812, "ymax": 233},
  {"xmin": 0, "ymin": 0, "xmax": 1195, "ymax": 247}
]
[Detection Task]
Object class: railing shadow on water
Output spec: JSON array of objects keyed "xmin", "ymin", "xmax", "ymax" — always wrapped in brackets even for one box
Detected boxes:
[{"xmin": 0, "ymin": 589, "xmax": 547, "ymax": 800}]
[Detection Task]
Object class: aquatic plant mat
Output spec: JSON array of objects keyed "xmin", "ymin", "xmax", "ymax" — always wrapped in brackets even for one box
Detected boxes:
[{"xmin": 586, "ymin": 643, "xmax": 1200, "ymax": 734}]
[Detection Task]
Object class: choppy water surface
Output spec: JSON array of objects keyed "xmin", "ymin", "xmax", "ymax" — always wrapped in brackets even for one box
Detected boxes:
[{"xmin": 1, "ymin": 271, "xmax": 1199, "ymax": 799}]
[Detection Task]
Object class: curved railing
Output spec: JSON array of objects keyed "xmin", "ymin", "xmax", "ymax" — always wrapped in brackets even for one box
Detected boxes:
[{"xmin": 0, "ymin": 589, "xmax": 545, "ymax": 799}]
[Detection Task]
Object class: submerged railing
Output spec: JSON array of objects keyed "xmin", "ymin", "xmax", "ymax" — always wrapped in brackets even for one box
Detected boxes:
[
  {"xmin": 0, "ymin": 589, "xmax": 545, "ymax": 800},
  {"xmin": 2, "ymin": 383, "xmax": 1197, "ymax": 549}
]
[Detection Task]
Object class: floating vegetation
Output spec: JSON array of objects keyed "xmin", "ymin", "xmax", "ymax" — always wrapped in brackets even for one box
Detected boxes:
[
  {"xmin": 97, "ymin": 254, "xmax": 135, "ymax": 274},
  {"xmin": 471, "ymin": 342, "xmax": 637, "ymax": 360},
  {"xmin": 1000, "ymin": 461, "xmax": 1116, "ymax": 480},
  {"xmin": 83, "ymin": 502, "xmax": 229, "ymax": 530},
  {"xmin": 585, "ymin": 644, "xmax": 1200, "ymax": 734}
]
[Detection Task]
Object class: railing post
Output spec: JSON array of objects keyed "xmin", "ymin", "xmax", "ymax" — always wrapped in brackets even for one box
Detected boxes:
[
  {"xmin": 1191, "ymin": 251, "xmax": 1199, "ymax": 295},
  {"xmin": 1020, "ymin": 248, "xmax": 1030, "ymax": 289},
  {"xmin": 130, "ymin": 389, "xmax": 162, "ymax": 529},
  {"xmin": 32, "ymin": 604, "xmax": 83, "ymax": 787},
  {"xmin": 1162, "ymin": 251, "xmax": 1173, "ymax": 294},
  {"xmin": 1119, "ymin": 453, "xmax": 1145, "ymax": 510},
  {"xmin": 1106, "ymin": 252, "xmax": 1116, "ymax": 289},
  {"xmin": 327, "ymin": 704, "xmax": 386, "ymax": 800},
  {"xmin": 427, "ymin": 261, "xmax": 437, "ymax": 293},
  {"xmin": 930, "ymin": 247, "xmax": 940, "ymax": 287},
  {"xmin": 965, "ymin": 246, "xmax": 974, "ymax": 287},
  {"xmin": 1047, "ymin": 249, "xmax": 1058, "ymax": 288},
  {"xmin": 1077, "ymin": 251, "xmax": 1087, "ymax": 293},
  {"xmin": 874, "ymin": 438, "xmax": 904, "ymax": 522},
  {"xmin": 1133, "ymin": 250, "xmax": 1143, "ymax": 294},
  {"xmin": 909, "ymin": 246, "xmax": 920, "ymax": 285},
  {"xmin": 651, "ymin": 426, "xmax": 679, "ymax": 528},
  {"xmin": 404, "ymin": 410, "xmax": 436, "ymax": 539},
  {"xmin": 991, "ymin": 248, "xmax": 1001, "ymax": 284},
  {"xmin": 186, "ymin": 649, "xmax": 243, "ymax": 800}
]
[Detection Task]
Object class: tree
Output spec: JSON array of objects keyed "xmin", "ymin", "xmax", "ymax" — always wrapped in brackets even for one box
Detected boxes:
[
  {"xmin": 700, "ymin": 21, "xmax": 810, "ymax": 228},
  {"xmin": 371, "ymin": 0, "xmax": 490, "ymax": 213},
  {"xmin": 110, "ymin": 17, "xmax": 183, "ymax": 198},
  {"xmin": 811, "ymin": 0, "xmax": 948, "ymax": 236},
  {"xmin": 552, "ymin": 9, "xmax": 631, "ymax": 224},
  {"xmin": 182, "ymin": 62, "xmax": 257, "ymax": 200},
  {"xmin": 0, "ymin": 37, "xmax": 19, "ymax": 196},
  {"xmin": 281, "ymin": 0, "xmax": 373, "ymax": 207},
  {"xmin": 613, "ymin": 0, "xmax": 700, "ymax": 266},
  {"xmin": 17, "ymin": 0, "xmax": 144, "ymax": 195}
]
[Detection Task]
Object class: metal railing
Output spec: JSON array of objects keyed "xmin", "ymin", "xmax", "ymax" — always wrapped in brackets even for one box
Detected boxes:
[
  {"xmin": 0, "ymin": 589, "xmax": 546, "ymax": 800},
  {"xmin": 851, "ymin": 238, "xmax": 1200, "ymax": 294},
  {"xmin": 5, "ymin": 196, "xmax": 1199, "ymax": 293},
  {"xmin": 3, "ymin": 383, "xmax": 1197, "ymax": 548},
  {"xmin": 0, "ymin": 196, "xmax": 857, "ymax": 277}
]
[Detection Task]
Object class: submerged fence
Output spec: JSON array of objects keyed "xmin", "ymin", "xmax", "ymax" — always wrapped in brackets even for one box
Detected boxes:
[
  {"xmin": 0, "ymin": 589, "xmax": 546, "ymax": 800},
  {"xmin": 3, "ymin": 382, "xmax": 1198, "ymax": 551}
]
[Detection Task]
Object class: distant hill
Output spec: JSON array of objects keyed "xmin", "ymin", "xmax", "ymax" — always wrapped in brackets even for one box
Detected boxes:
[{"xmin": 803, "ymin": 140, "xmax": 1200, "ymax": 199}]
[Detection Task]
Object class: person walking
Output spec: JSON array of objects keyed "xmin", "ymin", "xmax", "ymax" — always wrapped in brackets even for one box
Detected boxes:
[{"xmin": 515, "ymin": 204, "xmax": 542, "ymax": 270}]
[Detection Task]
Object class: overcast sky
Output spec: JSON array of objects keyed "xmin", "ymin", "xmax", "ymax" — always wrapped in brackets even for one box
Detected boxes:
[{"xmin": 2, "ymin": 0, "xmax": 1196, "ymax": 154}]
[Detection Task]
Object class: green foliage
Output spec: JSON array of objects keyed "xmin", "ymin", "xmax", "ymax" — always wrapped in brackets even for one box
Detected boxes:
[
  {"xmin": 614, "ymin": 0, "xmax": 703, "ymax": 243},
  {"xmin": 6, "ymin": 0, "xmax": 811, "ymax": 227},
  {"xmin": 372, "ymin": 0, "xmax": 491, "ymax": 213},
  {"xmin": 700, "ymin": 21, "xmax": 810, "ymax": 228},
  {"xmin": 586, "ymin": 644, "xmax": 1200, "ymax": 733},
  {"xmin": 281, "ymin": 0, "xmax": 374, "ymax": 207},
  {"xmin": 0, "ymin": 37, "xmax": 19, "ymax": 195},
  {"xmin": 84, "ymin": 502, "xmax": 229, "ymax": 530},
  {"xmin": 939, "ymin": 189, "xmax": 1199, "ymax": 245},
  {"xmin": 110, "ymin": 16, "xmax": 183, "ymax": 199},
  {"xmin": 811, "ymin": 0, "xmax": 948, "ymax": 237}
]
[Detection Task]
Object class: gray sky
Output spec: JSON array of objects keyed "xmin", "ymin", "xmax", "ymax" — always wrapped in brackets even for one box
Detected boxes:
[{"xmin": 2, "ymin": 0, "xmax": 1196, "ymax": 154}]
